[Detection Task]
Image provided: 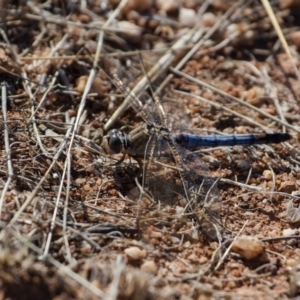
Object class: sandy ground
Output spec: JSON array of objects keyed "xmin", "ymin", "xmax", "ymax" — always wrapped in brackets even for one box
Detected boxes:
[{"xmin": 0, "ymin": 0, "xmax": 300, "ymax": 299}]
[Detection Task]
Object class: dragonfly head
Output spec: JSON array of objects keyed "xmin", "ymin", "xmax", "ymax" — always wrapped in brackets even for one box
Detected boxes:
[{"xmin": 106, "ymin": 129, "xmax": 127, "ymax": 154}]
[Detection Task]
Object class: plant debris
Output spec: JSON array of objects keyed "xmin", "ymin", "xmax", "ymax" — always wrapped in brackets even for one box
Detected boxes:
[{"xmin": 0, "ymin": 0, "xmax": 300, "ymax": 299}]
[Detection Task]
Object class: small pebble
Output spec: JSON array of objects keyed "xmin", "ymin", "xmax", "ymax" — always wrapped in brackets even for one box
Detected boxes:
[
  {"xmin": 183, "ymin": 241, "xmax": 191, "ymax": 248},
  {"xmin": 236, "ymin": 159, "xmax": 251, "ymax": 170},
  {"xmin": 156, "ymin": 0, "xmax": 180, "ymax": 16},
  {"xmin": 277, "ymin": 53, "xmax": 295, "ymax": 75},
  {"xmin": 211, "ymin": 0, "xmax": 229, "ymax": 11},
  {"xmin": 78, "ymin": 14, "xmax": 91, "ymax": 23},
  {"xmin": 201, "ymin": 12, "xmax": 217, "ymax": 28},
  {"xmin": 124, "ymin": 246, "xmax": 147, "ymax": 260},
  {"xmin": 199, "ymin": 256, "xmax": 208, "ymax": 264},
  {"xmin": 290, "ymin": 31, "xmax": 300, "ymax": 50},
  {"xmin": 116, "ymin": 21, "xmax": 143, "ymax": 41},
  {"xmin": 287, "ymin": 238, "xmax": 298, "ymax": 247},
  {"xmin": 149, "ymin": 230, "xmax": 162, "ymax": 238},
  {"xmin": 75, "ymin": 76, "xmax": 108, "ymax": 95},
  {"xmin": 170, "ymin": 236, "xmax": 180, "ymax": 244},
  {"xmin": 231, "ymin": 235, "xmax": 265, "ymax": 260},
  {"xmin": 176, "ymin": 205, "xmax": 185, "ymax": 215},
  {"xmin": 279, "ymin": 181, "xmax": 296, "ymax": 193},
  {"xmin": 286, "ymin": 258, "xmax": 297, "ymax": 267},
  {"xmin": 283, "ymin": 228, "xmax": 297, "ymax": 237},
  {"xmin": 121, "ymin": 0, "xmax": 153, "ymax": 15},
  {"xmin": 179, "ymin": 8, "xmax": 197, "ymax": 27},
  {"xmin": 263, "ymin": 170, "xmax": 273, "ymax": 181},
  {"xmin": 187, "ymin": 253, "xmax": 198, "ymax": 263},
  {"xmin": 141, "ymin": 260, "xmax": 158, "ymax": 275},
  {"xmin": 83, "ymin": 184, "xmax": 91, "ymax": 191},
  {"xmin": 280, "ymin": 0, "xmax": 300, "ymax": 9},
  {"xmin": 242, "ymin": 86, "xmax": 263, "ymax": 105}
]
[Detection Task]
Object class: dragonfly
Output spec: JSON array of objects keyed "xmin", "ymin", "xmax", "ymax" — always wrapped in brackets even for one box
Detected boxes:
[{"xmin": 100, "ymin": 58, "xmax": 291, "ymax": 239}]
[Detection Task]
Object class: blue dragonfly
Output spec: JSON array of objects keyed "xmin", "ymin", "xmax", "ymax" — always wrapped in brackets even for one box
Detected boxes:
[{"xmin": 101, "ymin": 59, "xmax": 291, "ymax": 239}]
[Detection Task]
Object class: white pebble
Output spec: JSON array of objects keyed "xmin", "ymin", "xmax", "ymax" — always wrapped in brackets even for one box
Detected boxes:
[
  {"xmin": 124, "ymin": 246, "xmax": 146, "ymax": 260},
  {"xmin": 283, "ymin": 228, "xmax": 297, "ymax": 237},
  {"xmin": 179, "ymin": 8, "xmax": 197, "ymax": 27}
]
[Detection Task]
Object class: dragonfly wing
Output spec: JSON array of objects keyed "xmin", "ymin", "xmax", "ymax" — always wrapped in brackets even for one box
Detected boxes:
[
  {"xmin": 138, "ymin": 137, "xmax": 221, "ymax": 239},
  {"xmin": 101, "ymin": 56, "xmax": 164, "ymax": 125},
  {"xmin": 177, "ymin": 144, "xmax": 221, "ymax": 239}
]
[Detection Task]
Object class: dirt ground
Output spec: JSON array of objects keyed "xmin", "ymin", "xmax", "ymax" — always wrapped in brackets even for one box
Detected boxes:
[{"xmin": 1, "ymin": 0, "xmax": 300, "ymax": 299}]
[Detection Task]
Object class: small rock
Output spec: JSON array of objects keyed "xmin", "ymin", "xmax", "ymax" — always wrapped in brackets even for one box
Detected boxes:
[
  {"xmin": 287, "ymin": 238, "xmax": 298, "ymax": 247},
  {"xmin": 199, "ymin": 256, "xmax": 208, "ymax": 264},
  {"xmin": 269, "ymin": 229, "xmax": 280, "ymax": 238},
  {"xmin": 192, "ymin": 230, "xmax": 199, "ymax": 240},
  {"xmin": 277, "ymin": 53, "xmax": 295, "ymax": 75},
  {"xmin": 280, "ymin": 0, "xmax": 300, "ymax": 9},
  {"xmin": 211, "ymin": 0, "xmax": 230, "ymax": 11},
  {"xmin": 242, "ymin": 86, "xmax": 263, "ymax": 105},
  {"xmin": 286, "ymin": 258, "xmax": 297, "ymax": 267},
  {"xmin": 156, "ymin": 0, "xmax": 180, "ymax": 16},
  {"xmin": 279, "ymin": 181, "xmax": 296, "ymax": 193},
  {"xmin": 120, "ymin": 0, "xmax": 153, "ymax": 15},
  {"xmin": 231, "ymin": 235, "xmax": 265, "ymax": 260},
  {"xmin": 236, "ymin": 159, "xmax": 251, "ymax": 170},
  {"xmin": 75, "ymin": 76, "xmax": 109, "ymax": 95},
  {"xmin": 85, "ymin": 40, "xmax": 98, "ymax": 53},
  {"xmin": 290, "ymin": 31, "xmax": 300, "ymax": 50},
  {"xmin": 283, "ymin": 228, "xmax": 297, "ymax": 237},
  {"xmin": 295, "ymin": 248, "xmax": 300, "ymax": 257},
  {"xmin": 263, "ymin": 170, "xmax": 273, "ymax": 181},
  {"xmin": 141, "ymin": 260, "xmax": 158, "ymax": 275},
  {"xmin": 201, "ymin": 12, "xmax": 217, "ymax": 28},
  {"xmin": 226, "ymin": 280, "xmax": 236, "ymax": 289},
  {"xmin": 149, "ymin": 230, "xmax": 162, "ymax": 238},
  {"xmin": 170, "ymin": 236, "xmax": 180, "ymax": 244},
  {"xmin": 83, "ymin": 184, "xmax": 91, "ymax": 191},
  {"xmin": 75, "ymin": 178, "xmax": 85, "ymax": 185},
  {"xmin": 78, "ymin": 13, "xmax": 91, "ymax": 23},
  {"xmin": 124, "ymin": 246, "xmax": 147, "ymax": 260},
  {"xmin": 85, "ymin": 165, "xmax": 96, "ymax": 174},
  {"xmin": 176, "ymin": 205, "xmax": 185, "ymax": 215},
  {"xmin": 116, "ymin": 21, "xmax": 143, "ymax": 41},
  {"xmin": 183, "ymin": 241, "xmax": 191, "ymax": 248},
  {"xmin": 179, "ymin": 8, "xmax": 197, "ymax": 27},
  {"xmin": 187, "ymin": 253, "xmax": 199, "ymax": 263}
]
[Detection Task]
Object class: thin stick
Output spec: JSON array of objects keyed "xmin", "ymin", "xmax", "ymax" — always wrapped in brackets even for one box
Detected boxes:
[
  {"xmin": 213, "ymin": 220, "xmax": 249, "ymax": 272},
  {"xmin": 170, "ymin": 67, "xmax": 299, "ymax": 133},
  {"xmin": 260, "ymin": 66, "xmax": 287, "ymax": 131},
  {"xmin": 19, "ymin": 46, "xmax": 193, "ymax": 61},
  {"xmin": 155, "ymin": 0, "xmax": 246, "ymax": 94},
  {"xmin": 0, "ymin": 83, "xmax": 13, "ymax": 219},
  {"xmin": 54, "ymin": 220, "xmax": 101, "ymax": 250},
  {"xmin": 42, "ymin": 117, "xmax": 75, "ymax": 258},
  {"xmin": 30, "ymin": 70, "xmax": 59, "ymax": 118},
  {"xmin": 104, "ymin": 28, "xmax": 197, "ymax": 130},
  {"xmin": 11, "ymin": 229, "xmax": 106, "ymax": 298},
  {"xmin": 22, "ymin": 71, "xmax": 49, "ymax": 155},
  {"xmin": 107, "ymin": 255, "xmax": 125, "ymax": 300},
  {"xmin": 261, "ymin": 0, "xmax": 300, "ymax": 82},
  {"xmin": 42, "ymin": 0, "xmax": 127, "ymax": 257},
  {"xmin": 8, "ymin": 118, "xmax": 74, "ymax": 226},
  {"xmin": 173, "ymin": 89, "xmax": 272, "ymax": 132}
]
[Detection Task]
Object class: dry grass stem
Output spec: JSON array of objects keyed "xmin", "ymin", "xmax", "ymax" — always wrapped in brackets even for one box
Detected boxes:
[{"xmin": 0, "ymin": 1, "xmax": 299, "ymax": 299}]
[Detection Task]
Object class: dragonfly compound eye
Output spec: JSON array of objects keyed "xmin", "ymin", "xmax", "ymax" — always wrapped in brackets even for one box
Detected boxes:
[{"xmin": 107, "ymin": 129, "xmax": 124, "ymax": 154}]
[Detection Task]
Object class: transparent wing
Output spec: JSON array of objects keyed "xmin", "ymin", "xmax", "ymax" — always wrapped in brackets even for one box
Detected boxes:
[
  {"xmin": 136, "ymin": 136, "xmax": 221, "ymax": 239},
  {"xmin": 177, "ymin": 144, "xmax": 221, "ymax": 239},
  {"xmin": 101, "ymin": 56, "xmax": 164, "ymax": 125}
]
